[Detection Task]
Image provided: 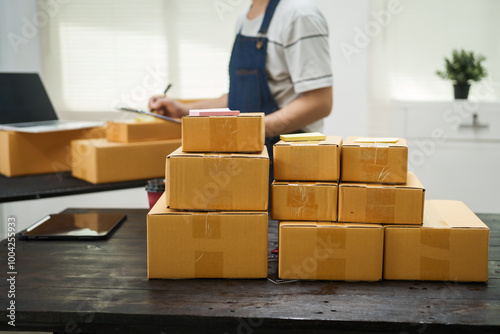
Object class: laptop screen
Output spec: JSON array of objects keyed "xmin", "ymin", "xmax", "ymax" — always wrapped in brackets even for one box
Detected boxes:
[{"xmin": 0, "ymin": 73, "xmax": 59, "ymax": 124}]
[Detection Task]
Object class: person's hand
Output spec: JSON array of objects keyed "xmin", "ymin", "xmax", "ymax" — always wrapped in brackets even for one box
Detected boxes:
[{"xmin": 148, "ymin": 95, "xmax": 188, "ymax": 118}]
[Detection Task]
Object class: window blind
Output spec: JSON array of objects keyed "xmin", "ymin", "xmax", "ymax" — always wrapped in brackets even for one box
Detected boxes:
[{"xmin": 41, "ymin": 0, "xmax": 246, "ymax": 113}]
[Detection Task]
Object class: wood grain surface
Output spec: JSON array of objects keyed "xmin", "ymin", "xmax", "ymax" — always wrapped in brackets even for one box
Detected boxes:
[{"xmin": 1, "ymin": 208, "xmax": 499, "ymax": 334}]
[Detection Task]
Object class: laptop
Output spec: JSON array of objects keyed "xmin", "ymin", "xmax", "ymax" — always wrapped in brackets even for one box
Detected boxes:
[{"xmin": 0, "ymin": 72, "xmax": 103, "ymax": 133}]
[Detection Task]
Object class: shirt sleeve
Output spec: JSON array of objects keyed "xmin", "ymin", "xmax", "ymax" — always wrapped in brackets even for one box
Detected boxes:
[{"xmin": 281, "ymin": 14, "xmax": 333, "ymax": 94}]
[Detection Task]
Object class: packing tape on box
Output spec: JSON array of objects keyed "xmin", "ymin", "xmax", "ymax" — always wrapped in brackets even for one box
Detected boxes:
[
  {"xmin": 315, "ymin": 227, "xmax": 347, "ymax": 280},
  {"xmin": 360, "ymin": 147, "xmax": 391, "ymax": 182},
  {"xmin": 419, "ymin": 229, "xmax": 451, "ymax": 280},
  {"xmin": 288, "ymin": 145, "xmax": 320, "ymax": 179},
  {"xmin": 360, "ymin": 146, "xmax": 389, "ymax": 165},
  {"xmin": 192, "ymin": 215, "xmax": 222, "ymax": 239},
  {"xmin": 194, "ymin": 250, "xmax": 224, "ymax": 278},
  {"xmin": 366, "ymin": 188, "xmax": 396, "ymax": 223},
  {"xmin": 362, "ymin": 165, "xmax": 392, "ymax": 183},
  {"xmin": 193, "ymin": 215, "xmax": 224, "ymax": 277},
  {"xmin": 203, "ymin": 156, "xmax": 234, "ymax": 209},
  {"xmin": 287, "ymin": 185, "xmax": 319, "ymax": 220},
  {"xmin": 210, "ymin": 117, "xmax": 237, "ymax": 151}
]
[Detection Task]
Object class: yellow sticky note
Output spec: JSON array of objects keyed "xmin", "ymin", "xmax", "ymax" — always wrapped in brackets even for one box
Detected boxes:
[
  {"xmin": 354, "ymin": 137, "xmax": 399, "ymax": 143},
  {"xmin": 280, "ymin": 132, "xmax": 327, "ymax": 142},
  {"xmin": 135, "ymin": 116, "xmax": 157, "ymax": 123}
]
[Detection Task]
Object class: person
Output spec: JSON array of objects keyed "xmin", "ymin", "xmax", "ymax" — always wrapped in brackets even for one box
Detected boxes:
[{"xmin": 149, "ymin": 0, "xmax": 333, "ymax": 153}]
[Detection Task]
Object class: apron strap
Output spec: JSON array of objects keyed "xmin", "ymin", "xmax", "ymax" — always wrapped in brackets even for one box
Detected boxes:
[{"xmin": 258, "ymin": 0, "xmax": 280, "ymax": 35}]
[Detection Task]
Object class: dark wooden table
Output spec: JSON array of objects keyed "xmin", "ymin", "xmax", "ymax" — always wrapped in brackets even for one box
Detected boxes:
[
  {"xmin": 1, "ymin": 208, "xmax": 499, "ymax": 334},
  {"xmin": 0, "ymin": 172, "xmax": 150, "ymax": 203}
]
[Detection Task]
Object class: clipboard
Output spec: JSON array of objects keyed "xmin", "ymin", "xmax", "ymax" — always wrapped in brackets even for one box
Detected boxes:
[{"xmin": 118, "ymin": 107, "xmax": 181, "ymax": 124}]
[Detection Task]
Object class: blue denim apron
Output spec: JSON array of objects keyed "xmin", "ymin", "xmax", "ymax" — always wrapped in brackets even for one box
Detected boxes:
[{"xmin": 228, "ymin": 0, "xmax": 281, "ymax": 188}]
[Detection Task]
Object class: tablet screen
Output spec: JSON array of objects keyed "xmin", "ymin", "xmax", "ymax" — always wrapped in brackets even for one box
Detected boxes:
[{"xmin": 19, "ymin": 213, "xmax": 127, "ymax": 240}]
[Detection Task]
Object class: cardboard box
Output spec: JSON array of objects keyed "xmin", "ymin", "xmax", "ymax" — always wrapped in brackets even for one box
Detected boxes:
[
  {"xmin": 0, "ymin": 127, "xmax": 104, "ymax": 177},
  {"xmin": 384, "ymin": 200, "xmax": 489, "ymax": 282},
  {"xmin": 71, "ymin": 138, "xmax": 181, "ymax": 184},
  {"xmin": 166, "ymin": 146, "xmax": 269, "ymax": 211},
  {"xmin": 341, "ymin": 136, "xmax": 408, "ymax": 184},
  {"xmin": 273, "ymin": 136, "xmax": 342, "ymax": 181},
  {"xmin": 182, "ymin": 112, "xmax": 264, "ymax": 152},
  {"xmin": 106, "ymin": 119, "xmax": 181, "ymax": 143},
  {"xmin": 338, "ymin": 172, "xmax": 425, "ymax": 225},
  {"xmin": 147, "ymin": 193, "xmax": 268, "ymax": 279},
  {"xmin": 279, "ymin": 222, "xmax": 384, "ymax": 281},
  {"xmin": 271, "ymin": 181, "xmax": 338, "ymax": 221}
]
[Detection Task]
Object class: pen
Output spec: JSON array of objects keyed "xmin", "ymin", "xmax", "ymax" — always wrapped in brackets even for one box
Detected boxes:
[
  {"xmin": 150, "ymin": 83, "xmax": 173, "ymax": 114},
  {"xmin": 162, "ymin": 83, "xmax": 173, "ymax": 97}
]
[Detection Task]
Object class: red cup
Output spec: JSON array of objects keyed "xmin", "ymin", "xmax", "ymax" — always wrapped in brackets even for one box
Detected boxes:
[{"xmin": 145, "ymin": 178, "xmax": 165, "ymax": 209}]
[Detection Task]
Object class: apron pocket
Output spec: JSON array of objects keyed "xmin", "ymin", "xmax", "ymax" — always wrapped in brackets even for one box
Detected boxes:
[{"xmin": 236, "ymin": 69, "xmax": 261, "ymax": 112}]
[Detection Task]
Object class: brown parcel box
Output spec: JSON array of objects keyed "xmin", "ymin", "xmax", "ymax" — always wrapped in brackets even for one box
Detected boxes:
[
  {"xmin": 147, "ymin": 193, "xmax": 268, "ymax": 279},
  {"xmin": 279, "ymin": 222, "xmax": 384, "ymax": 281},
  {"xmin": 71, "ymin": 138, "xmax": 181, "ymax": 184},
  {"xmin": 273, "ymin": 136, "xmax": 342, "ymax": 182},
  {"xmin": 271, "ymin": 181, "xmax": 338, "ymax": 221},
  {"xmin": 338, "ymin": 172, "xmax": 425, "ymax": 225},
  {"xmin": 341, "ymin": 137, "xmax": 408, "ymax": 184},
  {"xmin": 182, "ymin": 112, "xmax": 264, "ymax": 152},
  {"xmin": 166, "ymin": 146, "xmax": 269, "ymax": 211},
  {"xmin": 106, "ymin": 119, "xmax": 181, "ymax": 143},
  {"xmin": 0, "ymin": 127, "xmax": 103, "ymax": 177},
  {"xmin": 384, "ymin": 200, "xmax": 490, "ymax": 282}
]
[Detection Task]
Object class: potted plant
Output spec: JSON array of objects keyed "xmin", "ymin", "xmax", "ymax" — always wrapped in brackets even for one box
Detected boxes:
[{"xmin": 436, "ymin": 49, "xmax": 487, "ymax": 99}]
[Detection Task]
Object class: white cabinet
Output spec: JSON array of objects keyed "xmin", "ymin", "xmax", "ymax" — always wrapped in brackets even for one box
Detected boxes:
[{"xmin": 390, "ymin": 101, "xmax": 500, "ymax": 214}]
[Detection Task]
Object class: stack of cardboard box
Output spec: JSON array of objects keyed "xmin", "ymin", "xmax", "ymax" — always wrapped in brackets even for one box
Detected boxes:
[
  {"xmin": 147, "ymin": 112, "xmax": 270, "ymax": 279},
  {"xmin": 275, "ymin": 136, "xmax": 489, "ymax": 282},
  {"xmin": 71, "ymin": 118, "xmax": 181, "ymax": 184},
  {"xmin": 0, "ymin": 126, "xmax": 104, "ymax": 177}
]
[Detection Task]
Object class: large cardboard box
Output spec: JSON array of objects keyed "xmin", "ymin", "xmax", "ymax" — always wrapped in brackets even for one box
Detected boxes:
[
  {"xmin": 106, "ymin": 119, "xmax": 181, "ymax": 143},
  {"xmin": 338, "ymin": 172, "xmax": 425, "ymax": 225},
  {"xmin": 147, "ymin": 193, "xmax": 268, "ymax": 279},
  {"xmin": 271, "ymin": 181, "xmax": 338, "ymax": 221},
  {"xmin": 182, "ymin": 113, "xmax": 264, "ymax": 152},
  {"xmin": 0, "ymin": 127, "xmax": 104, "ymax": 177},
  {"xmin": 71, "ymin": 138, "xmax": 181, "ymax": 184},
  {"xmin": 279, "ymin": 222, "xmax": 384, "ymax": 281},
  {"xmin": 273, "ymin": 136, "xmax": 342, "ymax": 181},
  {"xmin": 384, "ymin": 200, "xmax": 490, "ymax": 282},
  {"xmin": 166, "ymin": 146, "xmax": 269, "ymax": 211},
  {"xmin": 341, "ymin": 137, "xmax": 408, "ymax": 184}
]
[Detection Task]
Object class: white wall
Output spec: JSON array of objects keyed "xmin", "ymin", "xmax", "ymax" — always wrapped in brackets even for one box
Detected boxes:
[
  {"xmin": 0, "ymin": 0, "xmax": 43, "ymax": 72},
  {"xmin": 316, "ymin": 0, "xmax": 370, "ymax": 137}
]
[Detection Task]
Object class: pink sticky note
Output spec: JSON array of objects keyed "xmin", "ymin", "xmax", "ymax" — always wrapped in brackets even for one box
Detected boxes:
[{"xmin": 189, "ymin": 109, "xmax": 240, "ymax": 116}]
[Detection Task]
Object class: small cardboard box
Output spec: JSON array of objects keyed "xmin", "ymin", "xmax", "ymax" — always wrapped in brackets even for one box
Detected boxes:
[
  {"xmin": 384, "ymin": 200, "xmax": 490, "ymax": 282},
  {"xmin": 71, "ymin": 138, "xmax": 181, "ymax": 184},
  {"xmin": 341, "ymin": 137, "xmax": 408, "ymax": 184},
  {"xmin": 147, "ymin": 193, "xmax": 268, "ymax": 279},
  {"xmin": 182, "ymin": 112, "xmax": 264, "ymax": 152},
  {"xmin": 271, "ymin": 181, "xmax": 338, "ymax": 221},
  {"xmin": 338, "ymin": 172, "xmax": 425, "ymax": 225},
  {"xmin": 106, "ymin": 119, "xmax": 181, "ymax": 143},
  {"xmin": 166, "ymin": 146, "xmax": 269, "ymax": 211},
  {"xmin": 279, "ymin": 222, "xmax": 384, "ymax": 281},
  {"xmin": 0, "ymin": 127, "xmax": 104, "ymax": 177},
  {"xmin": 273, "ymin": 136, "xmax": 342, "ymax": 182}
]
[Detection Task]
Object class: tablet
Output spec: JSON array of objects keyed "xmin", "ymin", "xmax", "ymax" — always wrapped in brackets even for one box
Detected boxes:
[{"xmin": 17, "ymin": 213, "xmax": 127, "ymax": 240}]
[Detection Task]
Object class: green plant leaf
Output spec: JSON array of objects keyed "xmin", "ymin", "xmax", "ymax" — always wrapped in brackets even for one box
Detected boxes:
[{"xmin": 436, "ymin": 48, "xmax": 487, "ymax": 83}]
